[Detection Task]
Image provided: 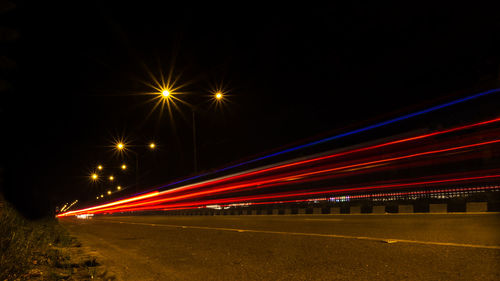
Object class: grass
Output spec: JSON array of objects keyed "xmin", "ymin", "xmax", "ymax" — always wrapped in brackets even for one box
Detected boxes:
[
  {"xmin": 0, "ymin": 201, "xmax": 117, "ymax": 280},
  {"xmin": 0, "ymin": 201, "xmax": 76, "ymax": 280}
]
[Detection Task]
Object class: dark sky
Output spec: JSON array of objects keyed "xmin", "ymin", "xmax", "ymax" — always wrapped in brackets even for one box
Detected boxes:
[{"xmin": 2, "ymin": 2, "xmax": 499, "ymax": 217}]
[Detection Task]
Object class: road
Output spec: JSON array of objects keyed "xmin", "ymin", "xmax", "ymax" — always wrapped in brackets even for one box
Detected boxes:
[{"xmin": 59, "ymin": 213, "xmax": 500, "ymax": 281}]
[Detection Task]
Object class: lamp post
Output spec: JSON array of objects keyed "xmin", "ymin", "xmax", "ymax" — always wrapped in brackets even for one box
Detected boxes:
[
  {"xmin": 191, "ymin": 91, "xmax": 224, "ymax": 173},
  {"xmin": 159, "ymin": 90, "xmax": 225, "ymax": 174},
  {"xmin": 114, "ymin": 141, "xmax": 155, "ymax": 193},
  {"xmin": 191, "ymin": 107, "xmax": 198, "ymax": 173}
]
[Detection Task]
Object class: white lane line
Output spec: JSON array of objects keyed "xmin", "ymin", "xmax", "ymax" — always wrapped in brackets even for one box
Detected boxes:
[
  {"xmin": 98, "ymin": 219, "xmax": 500, "ymax": 250},
  {"xmin": 302, "ymin": 219, "xmax": 343, "ymax": 221}
]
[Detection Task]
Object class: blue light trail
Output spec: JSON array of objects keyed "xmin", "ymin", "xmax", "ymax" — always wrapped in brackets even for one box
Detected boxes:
[{"xmin": 139, "ymin": 87, "xmax": 500, "ymax": 194}]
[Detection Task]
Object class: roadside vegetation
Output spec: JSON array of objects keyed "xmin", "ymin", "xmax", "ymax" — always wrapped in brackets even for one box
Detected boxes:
[{"xmin": 0, "ymin": 200, "xmax": 113, "ymax": 280}]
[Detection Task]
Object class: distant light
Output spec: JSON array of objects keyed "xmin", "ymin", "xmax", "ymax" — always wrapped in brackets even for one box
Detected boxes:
[
  {"xmin": 215, "ymin": 92, "xmax": 223, "ymax": 100},
  {"xmin": 109, "ymin": 175, "xmax": 114, "ymax": 181},
  {"xmin": 149, "ymin": 142, "xmax": 156, "ymax": 149},
  {"xmin": 91, "ymin": 173, "xmax": 98, "ymax": 180},
  {"xmin": 100, "ymin": 194, "xmax": 104, "ymax": 198},
  {"xmin": 116, "ymin": 142, "xmax": 124, "ymax": 150},
  {"xmin": 162, "ymin": 90, "xmax": 170, "ymax": 98},
  {"xmin": 117, "ymin": 185, "xmax": 121, "ymax": 190},
  {"xmin": 107, "ymin": 190, "xmax": 111, "ymax": 195},
  {"xmin": 97, "ymin": 165, "xmax": 103, "ymax": 170},
  {"xmin": 76, "ymin": 214, "xmax": 93, "ymax": 219},
  {"xmin": 121, "ymin": 164, "xmax": 127, "ymax": 170},
  {"xmin": 96, "ymin": 196, "xmax": 99, "ymax": 199}
]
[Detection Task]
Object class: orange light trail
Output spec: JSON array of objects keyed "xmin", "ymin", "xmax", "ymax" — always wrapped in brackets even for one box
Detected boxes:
[
  {"xmin": 60, "ymin": 168, "xmax": 500, "ymax": 216},
  {"xmin": 57, "ymin": 191, "xmax": 160, "ymax": 217},
  {"xmin": 56, "ymin": 117, "xmax": 500, "ymax": 217},
  {"xmin": 152, "ymin": 116, "xmax": 500, "ymax": 197}
]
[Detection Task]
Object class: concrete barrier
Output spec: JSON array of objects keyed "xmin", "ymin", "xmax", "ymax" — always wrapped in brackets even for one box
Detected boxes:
[
  {"xmin": 340, "ymin": 206, "xmax": 350, "ymax": 214},
  {"xmin": 330, "ymin": 207, "xmax": 340, "ymax": 214},
  {"xmin": 361, "ymin": 205, "xmax": 372, "ymax": 213},
  {"xmin": 372, "ymin": 206, "xmax": 385, "ymax": 213},
  {"xmin": 186, "ymin": 201, "xmax": 491, "ymax": 216},
  {"xmin": 350, "ymin": 206, "xmax": 361, "ymax": 214},
  {"xmin": 429, "ymin": 203, "xmax": 447, "ymax": 213},
  {"xmin": 466, "ymin": 202, "xmax": 487, "ymax": 212},
  {"xmin": 399, "ymin": 204, "xmax": 413, "ymax": 213}
]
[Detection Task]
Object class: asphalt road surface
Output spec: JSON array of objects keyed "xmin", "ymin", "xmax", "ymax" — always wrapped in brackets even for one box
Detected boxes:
[{"xmin": 60, "ymin": 213, "xmax": 500, "ymax": 281}]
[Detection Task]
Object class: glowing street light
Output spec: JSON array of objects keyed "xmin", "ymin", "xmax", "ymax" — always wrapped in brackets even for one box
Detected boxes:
[
  {"xmin": 107, "ymin": 190, "xmax": 111, "ymax": 195},
  {"xmin": 97, "ymin": 165, "xmax": 103, "ymax": 170},
  {"xmin": 161, "ymin": 90, "xmax": 170, "ymax": 98},
  {"xmin": 100, "ymin": 194, "xmax": 104, "ymax": 198},
  {"xmin": 91, "ymin": 173, "xmax": 98, "ymax": 180},
  {"xmin": 116, "ymin": 142, "xmax": 124, "ymax": 150},
  {"xmin": 112, "ymin": 140, "xmax": 159, "ymax": 193},
  {"xmin": 96, "ymin": 196, "xmax": 99, "ymax": 199},
  {"xmin": 109, "ymin": 175, "xmax": 114, "ymax": 181},
  {"xmin": 117, "ymin": 185, "xmax": 121, "ymax": 191},
  {"xmin": 184, "ymin": 89, "xmax": 227, "ymax": 173}
]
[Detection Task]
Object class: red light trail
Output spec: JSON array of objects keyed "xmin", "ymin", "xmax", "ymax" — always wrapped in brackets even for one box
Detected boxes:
[
  {"xmin": 59, "ymin": 170, "xmax": 500, "ymax": 216},
  {"xmin": 57, "ymin": 117, "xmax": 500, "ymax": 217}
]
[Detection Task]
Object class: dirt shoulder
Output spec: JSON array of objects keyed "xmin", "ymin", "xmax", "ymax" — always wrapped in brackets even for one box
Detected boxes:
[{"xmin": 0, "ymin": 201, "xmax": 116, "ymax": 280}]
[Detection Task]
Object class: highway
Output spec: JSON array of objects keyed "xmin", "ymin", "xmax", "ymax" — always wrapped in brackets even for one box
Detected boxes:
[{"xmin": 60, "ymin": 213, "xmax": 500, "ymax": 281}]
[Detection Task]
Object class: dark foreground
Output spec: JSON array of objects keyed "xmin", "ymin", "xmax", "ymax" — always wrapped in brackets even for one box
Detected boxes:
[{"xmin": 60, "ymin": 213, "xmax": 500, "ymax": 281}]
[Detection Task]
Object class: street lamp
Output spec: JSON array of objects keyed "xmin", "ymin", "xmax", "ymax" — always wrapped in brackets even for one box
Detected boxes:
[
  {"xmin": 91, "ymin": 173, "xmax": 98, "ymax": 180},
  {"xmin": 117, "ymin": 185, "xmax": 121, "ymax": 191},
  {"xmin": 151, "ymin": 85, "xmax": 227, "ymax": 174},
  {"xmin": 109, "ymin": 175, "xmax": 114, "ymax": 181},
  {"xmin": 107, "ymin": 190, "xmax": 111, "ymax": 195},
  {"xmin": 190, "ymin": 91, "xmax": 226, "ymax": 173},
  {"xmin": 97, "ymin": 165, "xmax": 103, "ymax": 170},
  {"xmin": 113, "ymin": 142, "xmax": 156, "ymax": 192}
]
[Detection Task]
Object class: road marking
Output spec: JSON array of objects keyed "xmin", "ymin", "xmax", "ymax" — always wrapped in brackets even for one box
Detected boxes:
[
  {"xmin": 302, "ymin": 218, "xmax": 343, "ymax": 221},
  {"xmin": 99, "ymin": 219, "xmax": 500, "ymax": 250}
]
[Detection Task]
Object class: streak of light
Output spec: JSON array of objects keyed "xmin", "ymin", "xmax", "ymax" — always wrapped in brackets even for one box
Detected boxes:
[
  {"xmin": 136, "ymin": 137, "xmax": 500, "ymax": 206},
  {"xmin": 139, "ymin": 88, "xmax": 500, "ymax": 192},
  {"xmin": 57, "ymin": 116, "xmax": 500, "ymax": 217},
  {"xmin": 106, "ymin": 184, "xmax": 500, "ymax": 214},
  {"xmin": 56, "ymin": 191, "xmax": 160, "ymax": 217},
  {"xmin": 63, "ymin": 173, "xmax": 500, "ymax": 216},
  {"xmin": 151, "ymin": 116, "xmax": 500, "ymax": 196}
]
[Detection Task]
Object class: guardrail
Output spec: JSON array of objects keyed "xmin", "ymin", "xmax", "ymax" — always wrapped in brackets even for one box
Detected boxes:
[{"xmin": 157, "ymin": 201, "xmax": 499, "ymax": 216}]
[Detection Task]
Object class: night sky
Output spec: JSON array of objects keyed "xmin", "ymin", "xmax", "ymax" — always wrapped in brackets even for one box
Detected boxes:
[{"xmin": 2, "ymin": 2, "xmax": 499, "ymax": 218}]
